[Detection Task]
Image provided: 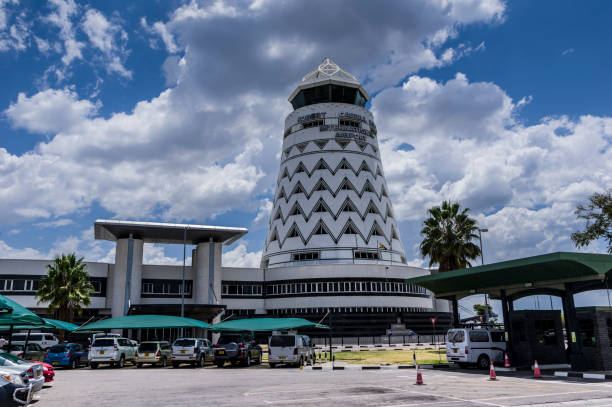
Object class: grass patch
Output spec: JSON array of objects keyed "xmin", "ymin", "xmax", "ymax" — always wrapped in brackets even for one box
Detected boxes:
[{"xmin": 332, "ymin": 349, "xmax": 447, "ymax": 365}]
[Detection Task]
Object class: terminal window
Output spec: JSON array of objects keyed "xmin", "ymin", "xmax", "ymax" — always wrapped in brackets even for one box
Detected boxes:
[{"xmin": 292, "ymin": 252, "xmax": 320, "ymax": 261}]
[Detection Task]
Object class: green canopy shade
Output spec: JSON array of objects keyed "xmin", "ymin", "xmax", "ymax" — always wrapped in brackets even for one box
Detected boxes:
[
  {"xmin": 405, "ymin": 252, "xmax": 612, "ymax": 299},
  {"xmin": 43, "ymin": 318, "xmax": 80, "ymax": 331},
  {"xmin": 74, "ymin": 315, "xmax": 209, "ymax": 331},
  {"xmin": 0, "ymin": 294, "xmax": 46, "ymax": 327},
  {"xmin": 210, "ymin": 318, "xmax": 329, "ymax": 332}
]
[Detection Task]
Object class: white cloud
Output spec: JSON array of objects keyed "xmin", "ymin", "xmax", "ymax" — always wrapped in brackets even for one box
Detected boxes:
[
  {"xmin": 45, "ymin": 0, "xmax": 83, "ymax": 66},
  {"xmin": 222, "ymin": 243, "xmax": 262, "ymax": 268},
  {"xmin": 0, "ymin": 240, "xmax": 47, "ymax": 259},
  {"xmin": 33, "ymin": 218, "xmax": 73, "ymax": 228},
  {"xmin": 252, "ymin": 198, "xmax": 272, "ymax": 228},
  {"xmin": 82, "ymin": 8, "xmax": 131, "ymax": 78},
  {"xmin": 5, "ymin": 88, "xmax": 99, "ymax": 133},
  {"xmin": 371, "ymin": 74, "xmax": 612, "ymax": 263},
  {"xmin": 0, "ymin": 0, "xmax": 30, "ymax": 52},
  {"xmin": 562, "ymin": 48, "xmax": 575, "ymax": 56}
]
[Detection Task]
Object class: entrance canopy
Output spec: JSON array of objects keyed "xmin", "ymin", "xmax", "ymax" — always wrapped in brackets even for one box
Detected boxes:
[
  {"xmin": 210, "ymin": 318, "xmax": 329, "ymax": 332},
  {"xmin": 74, "ymin": 315, "xmax": 209, "ymax": 331},
  {"xmin": 94, "ymin": 219, "xmax": 248, "ymax": 245},
  {"xmin": 405, "ymin": 252, "xmax": 612, "ymax": 300}
]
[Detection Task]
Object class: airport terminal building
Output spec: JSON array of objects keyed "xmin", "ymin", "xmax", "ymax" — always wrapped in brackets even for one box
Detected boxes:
[{"xmin": 0, "ymin": 59, "xmax": 450, "ymax": 337}]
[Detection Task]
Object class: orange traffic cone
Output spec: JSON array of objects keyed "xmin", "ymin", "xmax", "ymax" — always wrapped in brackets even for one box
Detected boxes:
[
  {"xmin": 504, "ymin": 353, "xmax": 510, "ymax": 368},
  {"xmin": 415, "ymin": 364, "xmax": 424, "ymax": 385},
  {"xmin": 533, "ymin": 360, "xmax": 541, "ymax": 378},
  {"xmin": 489, "ymin": 361, "xmax": 497, "ymax": 381}
]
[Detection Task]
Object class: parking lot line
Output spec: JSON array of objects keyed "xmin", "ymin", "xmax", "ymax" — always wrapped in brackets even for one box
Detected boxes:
[{"xmin": 476, "ymin": 389, "xmax": 600, "ymax": 401}]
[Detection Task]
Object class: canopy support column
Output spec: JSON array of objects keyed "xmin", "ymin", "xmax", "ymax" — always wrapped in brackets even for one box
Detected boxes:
[
  {"xmin": 562, "ymin": 283, "xmax": 587, "ymax": 371},
  {"xmin": 451, "ymin": 296, "xmax": 460, "ymax": 327},
  {"xmin": 500, "ymin": 289, "xmax": 514, "ymax": 366}
]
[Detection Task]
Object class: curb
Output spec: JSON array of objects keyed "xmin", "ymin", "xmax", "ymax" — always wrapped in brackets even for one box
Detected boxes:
[
  {"xmin": 303, "ymin": 363, "xmax": 449, "ymax": 371},
  {"xmin": 554, "ymin": 371, "xmax": 612, "ymax": 380}
]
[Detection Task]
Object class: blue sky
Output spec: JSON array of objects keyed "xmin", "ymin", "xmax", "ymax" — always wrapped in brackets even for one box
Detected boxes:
[{"xmin": 0, "ymin": 1, "xmax": 610, "ymax": 312}]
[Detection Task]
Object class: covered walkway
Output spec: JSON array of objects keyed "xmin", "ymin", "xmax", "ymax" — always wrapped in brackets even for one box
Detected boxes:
[{"xmin": 406, "ymin": 252, "xmax": 612, "ymax": 370}]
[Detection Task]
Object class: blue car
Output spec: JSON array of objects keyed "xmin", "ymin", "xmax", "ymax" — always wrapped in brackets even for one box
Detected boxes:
[{"xmin": 44, "ymin": 343, "xmax": 88, "ymax": 369}]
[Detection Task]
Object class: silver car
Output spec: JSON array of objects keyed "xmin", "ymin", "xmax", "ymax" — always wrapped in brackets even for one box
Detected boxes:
[{"xmin": 0, "ymin": 356, "xmax": 43, "ymax": 393}]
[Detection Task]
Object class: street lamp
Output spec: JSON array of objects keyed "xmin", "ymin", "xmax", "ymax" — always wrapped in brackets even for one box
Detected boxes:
[{"xmin": 477, "ymin": 228, "xmax": 489, "ymax": 324}]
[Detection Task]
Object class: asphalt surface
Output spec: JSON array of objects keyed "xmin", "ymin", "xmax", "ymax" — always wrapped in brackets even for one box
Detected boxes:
[{"xmin": 37, "ymin": 364, "xmax": 612, "ymax": 406}]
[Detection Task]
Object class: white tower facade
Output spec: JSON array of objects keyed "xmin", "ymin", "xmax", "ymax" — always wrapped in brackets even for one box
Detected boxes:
[{"xmin": 263, "ymin": 59, "xmax": 407, "ymax": 268}]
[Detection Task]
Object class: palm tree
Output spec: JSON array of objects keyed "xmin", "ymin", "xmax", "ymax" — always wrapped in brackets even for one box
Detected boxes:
[
  {"xmin": 36, "ymin": 253, "xmax": 94, "ymax": 323},
  {"xmin": 419, "ymin": 200, "xmax": 482, "ymax": 272}
]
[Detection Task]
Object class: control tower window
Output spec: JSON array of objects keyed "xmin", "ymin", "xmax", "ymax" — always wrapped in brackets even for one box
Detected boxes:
[
  {"xmin": 339, "ymin": 118, "xmax": 360, "ymax": 128},
  {"xmin": 291, "ymin": 84, "xmax": 367, "ymax": 109},
  {"xmin": 302, "ymin": 119, "xmax": 323, "ymax": 129}
]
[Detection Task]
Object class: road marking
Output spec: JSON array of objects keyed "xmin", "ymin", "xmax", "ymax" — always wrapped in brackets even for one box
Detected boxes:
[
  {"xmin": 379, "ymin": 386, "xmax": 504, "ymax": 407},
  {"xmin": 477, "ymin": 389, "xmax": 600, "ymax": 401}
]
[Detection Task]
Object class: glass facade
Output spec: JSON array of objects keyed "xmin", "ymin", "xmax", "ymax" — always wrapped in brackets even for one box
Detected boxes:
[{"xmin": 291, "ymin": 84, "xmax": 367, "ymax": 110}]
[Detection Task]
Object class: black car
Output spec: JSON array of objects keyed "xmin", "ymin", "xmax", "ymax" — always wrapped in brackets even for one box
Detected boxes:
[
  {"xmin": 213, "ymin": 334, "xmax": 262, "ymax": 367},
  {"xmin": 0, "ymin": 375, "xmax": 31, "ymax": 406}
]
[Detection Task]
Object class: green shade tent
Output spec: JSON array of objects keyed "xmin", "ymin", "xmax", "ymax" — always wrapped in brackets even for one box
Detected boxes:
[
  {"xmin": 43, "ymin": 318, "xmax": 79, "ymax": 331},
  {"xmin": 74, "ymin": 315, "xmax": 209, "ymax": 331},
  {"xmin": 0, "ymin": 294, "xmax": 46, "ymax": 327},
  {"xmin": 209, "ymin": 318, "xmax": 328, "ymax": 332}
]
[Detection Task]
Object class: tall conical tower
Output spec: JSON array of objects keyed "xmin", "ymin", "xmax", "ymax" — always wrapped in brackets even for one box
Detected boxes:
[{"xmin": 262, "ymin": 58, "xmax": 407, "ymax": 268}]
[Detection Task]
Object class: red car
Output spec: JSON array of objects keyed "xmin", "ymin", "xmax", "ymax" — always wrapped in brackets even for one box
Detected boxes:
[{"xmin": 29, "ymin": 361, "xmax": 54, "ymax": 384}]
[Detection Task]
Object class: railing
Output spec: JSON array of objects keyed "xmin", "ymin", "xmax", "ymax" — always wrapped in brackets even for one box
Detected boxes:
[{"xmin": 311, "ymin": 335, "xmax": 445, "ymax": 347}]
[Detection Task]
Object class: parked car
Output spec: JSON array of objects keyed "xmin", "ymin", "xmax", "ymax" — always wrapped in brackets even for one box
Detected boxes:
[
  {"xmin": 135, "ymin": 341, "xmax": 172, "ymax": 368},
  {"xmin": 35, "ymin": 362, "xmax": 54, "ymax": 384},
  {"xmin": 0, "ymin": 354, "xmax": 44, "ymax": 392},
  {"xmin": 171, "ymin": 338, "xmax": 212, "ymax": 368},
  {"xmin": 45, "ymin": 343, "xmax": 89, "ymax": 369},
  {"xmin": 268, "ymin": 334, "xmax": 314, "ymax": 368},
  {"xmin": 446, "ymin": 328, "xmax": 507, "ymax": 369},
  {"xmin": 4, "ymin": 344, "xmax": 44, "ymax": 362},
  {"xmin": 0, "ymin": 371, "xmax": 32, "ymax": 406},
  {"xmin": 89, "ymin": 337, "xmax": 136, "ymax": 369},
  {"xmin": 10, "ymin": 333, "xmax": 58, "ymax": 350},
  {"xmin": 213, "ymin": 334, "xmax": 262, "ymax": 368}
]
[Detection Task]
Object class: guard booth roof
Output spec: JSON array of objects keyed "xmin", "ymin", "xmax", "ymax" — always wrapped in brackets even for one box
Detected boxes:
[{"xmin": 404, "ymin": 252, "xmax": 612, "ymax": 299}]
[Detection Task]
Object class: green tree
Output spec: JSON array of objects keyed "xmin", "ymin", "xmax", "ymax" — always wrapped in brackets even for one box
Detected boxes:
[
  {"xmin": 420, "ymin": 200, "xmax": 482, "ymax": 272},
  {"xmin": 571, "ymin": 190, "xmax": 612, "ymax": 253},
  {"xmin": 36, "ymin": 253, "xmax": 93, "ymax": 323},
  {"xmin": 473, "ymin": 303, "xmax": 493, "ymax": 316}
]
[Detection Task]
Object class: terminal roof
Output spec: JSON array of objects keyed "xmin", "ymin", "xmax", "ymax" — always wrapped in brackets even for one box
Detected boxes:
[{"xmin": 94, "ymin": 219, "xmax": 248, "ymax": 245}]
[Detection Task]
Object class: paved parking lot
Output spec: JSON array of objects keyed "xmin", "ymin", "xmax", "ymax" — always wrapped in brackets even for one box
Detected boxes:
[{"xmin": 39, "ymin": 364, "xmax": 612, "ymax": 406}]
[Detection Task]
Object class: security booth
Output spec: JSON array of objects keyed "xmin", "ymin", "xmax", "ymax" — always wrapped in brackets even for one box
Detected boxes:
[
  {"xmin": 510, "ymin": 310, "xmax": 565, "ymax": 366},
  {"xmin": 405, "ymin": 252, "xmax": 612, "ymax": 371},
  {"xmin": 575, "ymin": 306, "xmax": 612, "ymax": 370}
]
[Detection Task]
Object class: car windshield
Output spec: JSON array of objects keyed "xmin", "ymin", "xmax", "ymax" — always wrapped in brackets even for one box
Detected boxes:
[
  {"xmin": 138, "ymin": 343, "xmax": 158, "ymax": 352},
  {"xmin": 92, "ymin": 339, "xmax": 115, "ymax": 347},
  {"xmin": 173, "ymin": 339, "xmax": 195, "ymax": 347},
  {"xmin": 48, "ymin": 345, "xmax": 69, "ymax": 353},
  {"xmin": 217, "ymin": 335, "xmax": 243, "ymax": 345},
  {"xmin": 269, "ymin": 336, "xmax": 295, "ymax": 347}
]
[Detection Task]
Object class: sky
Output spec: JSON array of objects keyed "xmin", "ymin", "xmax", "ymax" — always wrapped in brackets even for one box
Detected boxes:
[{"xmin": 0, "ymin": 0, "xmax": 610, "ymax": 312}]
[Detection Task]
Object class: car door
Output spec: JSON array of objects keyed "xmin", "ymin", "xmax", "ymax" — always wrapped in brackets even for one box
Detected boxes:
[
  {"xmin": 27, "ymin": 344, "xmax": 42, "ymax": 361},
  {"xmin": 73, "ymin": 344, "xmax": 86, "ymax": 365}
]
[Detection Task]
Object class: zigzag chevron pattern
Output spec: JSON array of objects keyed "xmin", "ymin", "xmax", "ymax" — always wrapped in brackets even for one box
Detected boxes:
[{"xmin": 263, "ymin": 86, "xmax": 406, "ymax": 265}]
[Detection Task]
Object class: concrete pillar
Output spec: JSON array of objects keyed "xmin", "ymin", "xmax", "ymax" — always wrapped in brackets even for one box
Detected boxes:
[
  {"xmin": 111, "ymin": 237, "xmax": 144, "ymax": 318},
  {"xmin": 562, "ymin": 283, "xmax": 588, "ymax": 370},
  {"xmin": 451, "ymin": 296, "xmax": 460, "ymax": 327},
  {"xmin": 194, "ymin": 240, "xmax": 222, "ymax": 304}
]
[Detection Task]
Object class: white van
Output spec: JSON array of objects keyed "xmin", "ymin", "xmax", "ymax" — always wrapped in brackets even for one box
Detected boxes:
[
  {"xmin": 268, "ymin": 334, "xmax": 314, "ymax": 368},
  {"xmin": 10, "ymin": 333, "xmax": 58, "ymax": 350},
  {"xmin": 446, "ymin": 328, "xmax": 506, "ymax": 369}
]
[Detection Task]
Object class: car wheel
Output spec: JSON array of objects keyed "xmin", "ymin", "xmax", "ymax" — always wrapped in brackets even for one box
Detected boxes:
[
  {"xmin": 160, "ymin": 357, "xmax": 167, "ymax": 368},
  {"xmin": 137, "ymin": 363, "xmax": 143, "ymax": 368},
  {"xmin": 477, "ymin": 355, "xmax": 490, "ymax": 370},
  {"xmin": 245, "ymin": 353, "xmax": 251, "ymax": 367},
  {"xmin": 198, "ymin": 356, "xmax": 204, "ymax": 368},
  {"xmin": 70, "ymin": 359, "xmax": 77, "ymax": 369},
  {"xmin": 257, "ymin": 353, "xmax": 262, "ymax": 365},
  {"xmin": 90, "ymin": 362, "xmax": 98, "ymax": 369},
  {"xmin": 117, "ymin": 355, "xmax": 125, "ymax": 368},
  {"xmin": 215, "ymin": 361, "xmax": 224, "ymax": 368}
]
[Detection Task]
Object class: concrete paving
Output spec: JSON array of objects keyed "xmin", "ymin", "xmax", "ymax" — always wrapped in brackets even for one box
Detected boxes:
[{"xmin": 37, "ymin": 364, "xmax": 612, "ymax": 406}]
